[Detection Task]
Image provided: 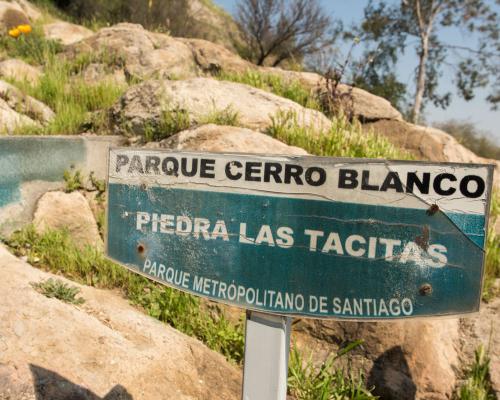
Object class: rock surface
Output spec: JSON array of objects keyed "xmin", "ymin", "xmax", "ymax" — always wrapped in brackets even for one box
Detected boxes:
[
  {"xmin": 63, "ymin": 23, "xmax": 199, "ymax": 81},
  {"xmin": 0, "ymin": 80, "xmax": 54, "ymax": 129},
  {"xmin": 32, "ymin": 191, "xmax": 103, "ymax": 249},
  {"xmin": 155, "ymin": 124, "xmax": 308, "ymax": 155},
  {"xmin": 43, "ymin": 21, "xmax": 93, "ymax": 45},
  {"xmin": 0, "ymin": 59, "xmax": 41, "ymax": 84},
  {"xmin": 110, "ymin": 78, "xmax": 331, "ymax": 136},
  {"xmin": 0, "ymin": 1, "xmax": 30, "ymax": 31},
  {"xmin": 0, "ymin": 245, "xmax": 241, "ymax": 400},
  {"xmin": 293, "ymin": 318, "xmax": 460, "ymax": 400}
]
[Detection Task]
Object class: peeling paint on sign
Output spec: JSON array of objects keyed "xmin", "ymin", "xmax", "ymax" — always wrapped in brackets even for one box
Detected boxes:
[{"xmin": 106, "ymin": 149, "xmax": 494, "ymax": 319}]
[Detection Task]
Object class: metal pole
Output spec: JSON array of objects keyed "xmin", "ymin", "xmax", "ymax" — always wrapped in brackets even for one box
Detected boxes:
[{"xmin": 241, "ymin": 311, "xmax": 292, "ymax": 400}]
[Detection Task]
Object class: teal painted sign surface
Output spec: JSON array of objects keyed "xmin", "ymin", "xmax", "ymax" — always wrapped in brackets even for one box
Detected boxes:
[
  {"xmin": 0, "ymin": 137, "xmax": 85, "ymax": 207},
  {"xmin": 106, "ymin": 149, "xmax": 494, "ymax": 319}
]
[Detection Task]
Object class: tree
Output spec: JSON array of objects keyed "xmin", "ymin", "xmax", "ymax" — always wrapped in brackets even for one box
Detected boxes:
[
  {"xmin": 353, "ymin": 0, "xmax": 500, "ymax": 123},
  {"xmin": 235, "ymin": 0, "xmax": 340, "ymax": 67}
]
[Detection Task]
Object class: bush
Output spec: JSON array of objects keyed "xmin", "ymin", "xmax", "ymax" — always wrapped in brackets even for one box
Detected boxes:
[{"xmin": 437, "ymin": 120, "xmax": 500, "ymax": 160}]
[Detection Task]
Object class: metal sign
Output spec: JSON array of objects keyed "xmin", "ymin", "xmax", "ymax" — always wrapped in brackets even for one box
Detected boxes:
[{"xmin": 106, "ymin": 148, "xmax": 494, "ymax": 319}]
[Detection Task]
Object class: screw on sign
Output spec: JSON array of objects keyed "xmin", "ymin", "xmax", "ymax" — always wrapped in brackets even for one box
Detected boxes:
[{"xmin": 105, "ymin": 149, "xmax": 494, "ymax": 400}]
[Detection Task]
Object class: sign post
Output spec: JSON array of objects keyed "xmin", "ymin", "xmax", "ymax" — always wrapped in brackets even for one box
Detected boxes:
[
  {"xmin": 242, "ymin": 312, "xmax": 292, "ymax": 400},
  {"xmin": 105, "ymin": 148, "xmax": 494, "ymax": 398}
]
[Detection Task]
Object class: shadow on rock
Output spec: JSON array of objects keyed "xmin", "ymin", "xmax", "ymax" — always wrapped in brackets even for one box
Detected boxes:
[
  {"xmin": 367, "ymin": 346, "xmax": 417, "ymax": 400},
  {"xmin": 30, "ymin": 365, "xmax": 133, "ymax": 400}
]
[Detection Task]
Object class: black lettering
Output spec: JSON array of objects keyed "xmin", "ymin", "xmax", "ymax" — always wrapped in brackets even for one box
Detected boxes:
[
  {"xmin": 245, "ymin": 162, "xmax": 262, "ymax": 182},
  {"xmin": 181, "ymin": 158, "xmax": 198, "ymax": 177},
  {"xmin": 406, "ymin": 172, "xmax": 430, "ymax": 194},
  {"xmin": 285, "ymin": 164, "xmax": 303, "ymax": 185},
  {"xmin": 162, "ymin": 157, "xmax": 179, "ymax": 176},
  {"xmin": 433, "ymin": 173, "xmax": 457, "ymax": 196},
  {"xmin": 145, "ymin": 156, "xmax": 160, "ymax": 174},
  {"xmin": 128, "ymin": 155, "xmax": 144, "ymax": 174},
  {"xmin": 339, "ymin": 169, "xmax": 358, "ymax": 189},
  {"xmin": 116, "ymin": 154, "xmax": 129, "ymax": 173},
  {"xmin": 361, "ymin": 170, "xmax": 379, "ymax": 191},
  {"xmin": 200, "ymin": 159, "xmax": 216, "ymax": 178},
  {"xmin": 264, "ymin": 163, "xmax": 283, "ymax": 183},
  {"xmin": 380, "ymin": 172, "xmax": 404, "ymax": 192},
  {"xmin": 460, "ymin": 175, "xmax": 485, "ymax": 198},
  {"xmin": 305, "ymin": 167, "xmax": 326, "ymax": 187},
  {"xmin": 225, "ymin": 161, "xmax": 242, "ymax": 180}
]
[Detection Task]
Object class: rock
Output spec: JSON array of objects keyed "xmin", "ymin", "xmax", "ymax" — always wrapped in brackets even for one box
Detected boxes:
[
  {"xmin": 43, "ymin": 21, "xmax": 94, "ymax": 46},
  {"xmin": 0, "ymin": 80, "xmax": 55, "ymax": 126},
  {"xmin": 0, "ymin": 1, "xmax": 30, "ymax": 31},
  {"xmin": 262, "ymin": 68, "xmax": 403, "ymax": 121},
  {"xmin": 110, "ymin": 78, "xmax": 331, "ymax": 136},
  {"xmin": 0, "ymin": 245, "xmax": 240, "ymax": 399},
  {"xmin": 0, "ymin": 59, "xmax": 41, "ymax": 84},
  {"xmin": 62, "ymin": 23, "xmax": 198, "ymax": 81},
  {"xmin": 180, "ymin": 38, "xmax": 254, "ymax": 75},
  {"xmin": 293, "ymin": 318, "xmax": 460, "ymax": 400},
  {"xmin": 80, "ymin": 63, "xmax": 127, "ymax": 86},
  {"xmin": 154, "ymin": 124, "xmax": 308, "ymax": 155},
  {"xmin": 33, "ymin": 191, "xmax": 103, "ymax": 249},
  {"xmin": 0, "ymin": 97, "xmax": 37, "ymax": 133}
]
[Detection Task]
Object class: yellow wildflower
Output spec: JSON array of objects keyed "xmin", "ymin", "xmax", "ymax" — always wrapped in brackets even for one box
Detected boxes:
[
  {"xmin": 8, "ymin": 28, "xmax": 21, "ymax": 38},
  {"xmin": 17, "ymin": 24, "xmax": 32, "ymax": 34}
]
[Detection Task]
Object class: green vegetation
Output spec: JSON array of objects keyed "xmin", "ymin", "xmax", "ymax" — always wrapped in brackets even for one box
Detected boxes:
[
  {"xmin": 218, "ymin": 70, "xmax": 321, "ymax": 111},
  {"xmin": 9, "ymin": 56, "xmax": 125, "ymax": 135},
  {"xmin": 483, "ymin": 192, "xmax": 500, "ymax": 301},
  {"xmin": 0, "ymin": 24, "xmax": 62, "ymax": 65},
  {"xmin": 267, "ymin": 110, "xmax": 409, "ymax": 160},
  {"xmin": 457, "ymin": 345, "xmax": 495, "ymax": 400},
  {"xmin": 199, "ymin": 105, "xmax": 240, "ymax": 126},
  {"xmin": 63, "ymin": 169, "xmax": 83, "ymax": 192},
  {"xmin": 143, "ymin": 107, "xmax": 191, "ymax": 142},
  {"xmin": 288, "ymin": 341, "xmax": 377, "ymax": 400},
  {"xmin": 5, "ymin": 226, "xmax": 245, "ymax": 363},
  {"xmin": 31, "ymin": 278, "xmax": 85, "ymax": 304}
]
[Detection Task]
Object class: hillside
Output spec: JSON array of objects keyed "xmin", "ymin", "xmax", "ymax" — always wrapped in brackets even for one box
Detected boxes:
[{"xmin": 0, "ymin": 1, "xmax": 499, "ymax": 399}]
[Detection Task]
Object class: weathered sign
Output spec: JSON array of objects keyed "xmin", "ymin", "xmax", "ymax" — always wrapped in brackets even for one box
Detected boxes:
[{"xmin": 106, "ymin": 148, "xmax": 494, "ymax": 319}]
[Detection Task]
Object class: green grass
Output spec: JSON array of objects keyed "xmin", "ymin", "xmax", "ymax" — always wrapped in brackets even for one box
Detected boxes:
[
  {"xmin": 198, "ymin": 104, "xmax": 240, "ymax": 126},
  {"xmin": 267, "ymin": 110, "xmax": 409, "ymax": 160},
  {"xmin": 4, "ymin": 226, "xmax": 245, "ymax": 363},
  {"xmin": 8, "ymin": 56, "xmax": 126, "ymax": 135},
  {"xmin": 218, "ymin": 70, "xmax": 321, "ymax": 111},
  {"xmin": 457, "ymin": 345, "xmax": 495, "ymax": 400},
  {"xmin": 288, "ymin": 341, "xmax": 378, "ymax": 400},
  {"xmin": 31, "ymin": 278, "xmax": 85, "ymax": 305},
  {"xmin": 483, "ymin": 193, "xmax": 500, "ymax": 301},
  {"xmin": 143, "ymin": 106, "xmax": 192, "ymax": 142},
  {"xmin": 0, "ymin": 24, "xmax": 62, "ymax": 65},
  {"xmin": 63, "ymin": 169, "xmax": 84, "ymax": 192}
]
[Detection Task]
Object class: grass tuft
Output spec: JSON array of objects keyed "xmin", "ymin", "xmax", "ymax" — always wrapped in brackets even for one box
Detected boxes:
[
  {"xmin": 483, "ymin": 192, "xmax": 500, "ymax": 301},
  {"xmin": 218, "ymin": 70, "xmax": 321, "ymax": 111},
  {"xmin": 63, "ymin": 169, "xmax": 84, "ymax": 193},
  {"xmin": 288, "ymin": 340, "xmax": 377, "ymax": 400},
  {"xmin": 457, "ymin": 345, "xmax": 495, "ymax": 400},
  {"xmin": 199, "ymin": 104, "xmax": 240, "ymax": 126},
  {"xmin": 0, "ymin": 24, "xmax": 62, "ymax": 65},
  {"xmin": 267, "ymin": 110, "xmax": 409, "ymax": 160},
  {"xmin": 31, "ymin": 278, "xmax": 85, "ymax": 305}
]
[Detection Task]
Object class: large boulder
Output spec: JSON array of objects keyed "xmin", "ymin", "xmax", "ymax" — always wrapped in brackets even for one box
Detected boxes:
[
  {"xmin": 0, "ymin": 59, "xmax": 41, "ymax": 84},
  {"xmin": 109, "ymin": 78, "xmax": 331, "ymax": 136},
  {"xmin": 262, "ymin": 68, "xmax": 403, "ymax": 122},
  {"xmin": 153, "ymin": 123, "xmax": 308, "ymax": 155},
  {"xmin": 33, "ymin": 191, "xmax": 103, "ymax": 249},
  {"xmin": 0, "ymin": 245, "xmax": 241, "ymax": 399},
  {"xmin": 0, "ymin": 1, "xmax": 32, "ymax": 31},
  {"xmin": 180, "ymin": 38, "xmax": 254, "ymax": 75},
  {"xmin": 43, "ymin": 21, "xmax": 94, "ymax": 46},
  {"xmin": 293, "ymin": 318, "xmax": 460, "ymax": 400},
  {"xmin": 0, "ymin": 80, "xmax": 54, "ymax": 132},
  {"xmin": 62, "ymin": 23, "xmax": 199, "ymax": 81}
]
